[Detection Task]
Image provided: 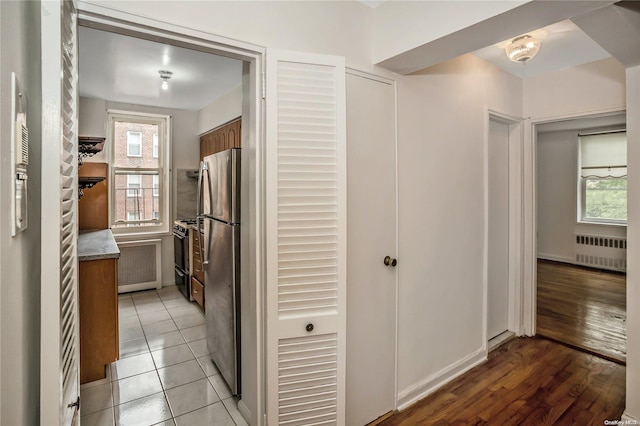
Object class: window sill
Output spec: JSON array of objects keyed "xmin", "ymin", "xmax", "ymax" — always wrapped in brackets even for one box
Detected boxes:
[
  {"xmin": 111, "ymin": 227, "xmax": 172, "ymax": 239},
  {"xmin": 577, "ymin": 220, "xmax": 627, "ymax": 228}
]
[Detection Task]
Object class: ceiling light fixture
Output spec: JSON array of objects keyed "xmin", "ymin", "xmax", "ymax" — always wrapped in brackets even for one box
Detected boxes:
[
  {"xmin": 159, "ymin": 70, "xmax": 173, "ymax": 90},
  {"xmin": 505, "ymin": 35, "xmax": 540, "ymax": 63}
]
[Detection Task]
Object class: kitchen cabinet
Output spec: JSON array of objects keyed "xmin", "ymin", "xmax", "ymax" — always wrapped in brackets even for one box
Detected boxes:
[
  {"xmin": 200, "ymin": 117, "xmax": 241, "ymax": 160},
  {"xmin": 191, "ymin": 277, "xmax": 205, "ymax": 311},
  {"xmin": 191, "ymin": 227, "xmax": 205, "ymax": 311},
  {"xmin": 191, "ymin": 229, "xmax": 205, "ymax": 280},
  {"xmin": 78, "ymin": 162, "xmax": 108, "ymax": 230},
  {"xmin": 78, "ymin": 229, "xmax": 120, "ymax": 384}
]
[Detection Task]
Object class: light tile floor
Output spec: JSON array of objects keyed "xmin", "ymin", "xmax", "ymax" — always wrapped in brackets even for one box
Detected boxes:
[{"xmin": 80, "ymin": 286, "xmax": 248, "ymax": 426}]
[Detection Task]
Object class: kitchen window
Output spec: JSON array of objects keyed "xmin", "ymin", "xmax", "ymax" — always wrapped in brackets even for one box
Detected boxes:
[
  {"xmin": 109, "ymin": 110, "xmax": 171, "ymax": 235},
  {"xmin": 579, "ymin": 130, "xmax": 627, "ymax": 224}
]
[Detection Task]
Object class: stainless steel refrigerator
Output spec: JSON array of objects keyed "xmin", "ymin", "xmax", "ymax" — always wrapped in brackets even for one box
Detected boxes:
[{"xmin": 197, "ymin": 148, "xmax": 241, "ymax": 396}]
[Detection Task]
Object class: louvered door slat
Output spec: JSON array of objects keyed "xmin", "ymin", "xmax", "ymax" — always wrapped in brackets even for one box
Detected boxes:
[
  {"xmin": 40, "ymin": 1, "xmax": 80, "ymax": 424},
  {"xmin": 267, "ymin": 50, "xmax": 346, "ymax": 425}
]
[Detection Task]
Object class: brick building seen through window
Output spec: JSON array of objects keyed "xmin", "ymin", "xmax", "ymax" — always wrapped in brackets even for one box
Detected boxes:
[{"xmin": 113, "ymin": 121, "xmax": 160, "ymax": 227}]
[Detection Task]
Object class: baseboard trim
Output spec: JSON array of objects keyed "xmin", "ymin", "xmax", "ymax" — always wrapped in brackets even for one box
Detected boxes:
[
  {"xmin": 537, "ymin": 253, "xmax": 574, "ymax": 264},
  {"xmin": 622, "ymin": 411, "xmax": 639, "ymax": 422},
  {"xmin": 237, "ymin": 399, "xmax": 252, "ymax": 424},
  {"xmin": 396, "ymin": 347, "xmax": 486, "ymax": 411},
  {"xmin": 162, "ymin": 280, "xmax": 176, "ymax": 288}
]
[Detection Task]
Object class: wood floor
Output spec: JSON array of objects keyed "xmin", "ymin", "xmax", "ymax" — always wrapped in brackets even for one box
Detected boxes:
[
  {"xmin": 536, "ymin": 260, "xmax": 626, "ymax": 364},
  {"xmin": 376, "ymin": 337, "xmax": 625, "ymax": 426}
]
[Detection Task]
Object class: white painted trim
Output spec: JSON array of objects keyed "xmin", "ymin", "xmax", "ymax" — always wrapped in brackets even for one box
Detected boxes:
[
  {"xmin": 74, "ymin": 6, "xmax": 267, "ymax": 425},
  {"xmin": 622, "ymin": 411, "xmax": 639, "ymax": 422},
  {"xmin": 485, "ymin": 109, "xmax": 525, "ymax": 348},
  {"xmin": 392, "ymin": 77, "xmax": 400, "ymax": 413},
  {"xmin": 346, "ymin": 67, "xmax": 395, "ymax": 85},
  {"xmin": 237, "ymin": 399, "xmax": 252, "ymax": 424},
  {"xmin": 522, "ymin": 105, "xmax": 626, "ymax": 337},
  {"xmin": 396, "ymin": 347, "xmax": 486, "ymax": 411},
  {"xmin": 537, "ymin": 254, "xmax": 575, "ymax": 264}
]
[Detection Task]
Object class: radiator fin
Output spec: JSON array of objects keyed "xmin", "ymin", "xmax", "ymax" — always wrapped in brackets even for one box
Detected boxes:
[
  {"xmin": 117, "ymin": 241, "xmax": 160, "ymax": 289},
  {"xmin": 574, "ymin": 233, "xmax": 626, "ymax": 272}
]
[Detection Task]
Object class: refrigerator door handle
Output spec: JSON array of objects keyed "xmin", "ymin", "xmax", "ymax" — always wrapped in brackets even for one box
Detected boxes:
[
  {"xmin": 197, "ymin": 161, "xmax": 208, "ymax": 265},
  {"xmin": 196, "ymin": 160, "xmax": 205, "ymax": 217}
]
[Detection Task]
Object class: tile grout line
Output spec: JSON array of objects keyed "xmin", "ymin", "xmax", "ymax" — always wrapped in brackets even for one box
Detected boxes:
[{"xmin": 94, "ymin": 288, "xmax": 240, "ymax": 425}]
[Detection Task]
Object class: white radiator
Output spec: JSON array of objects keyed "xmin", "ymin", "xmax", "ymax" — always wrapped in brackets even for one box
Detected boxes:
[
  {"xmin": 574, "ymin": 233, "xmax": 626, "ymax": 272},
  {"xmin": 117, "ymin": 239, "xmax": 162, "ymax": 293}
]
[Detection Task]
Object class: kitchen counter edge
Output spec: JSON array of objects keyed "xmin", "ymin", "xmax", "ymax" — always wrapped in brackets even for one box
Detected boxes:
[{"xmin": 78, "ymin": 229, "xmax": 120, "ymax": 262}]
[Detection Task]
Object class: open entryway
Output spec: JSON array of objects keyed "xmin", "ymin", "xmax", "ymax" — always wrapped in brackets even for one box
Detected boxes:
[
  {"xmin": 534, "ymin": 112, "xmax": 627, "ymax": 364},
  {"xmin": 486, "ymin": 113, "xmax": 522, "ymax": 349}
]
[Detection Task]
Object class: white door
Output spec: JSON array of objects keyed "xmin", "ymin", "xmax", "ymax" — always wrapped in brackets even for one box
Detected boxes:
[
  {"xmin": 40, "ymin": 0, "xmax": 80, "ymax": 425},
  {"xmin": 487, "ymin": 118, "xmax": 510, "ymax": 340},
  {"xmin": 345, "ymin": 71, "xmax": 397, "ymax": 425},
  {"xmin": 265, "ymin": 50, "xmax": 347, "ymax": 425}
]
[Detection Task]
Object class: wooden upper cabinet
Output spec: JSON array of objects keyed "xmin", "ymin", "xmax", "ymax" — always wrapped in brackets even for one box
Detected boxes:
[
  {"xmin": 199, "ymin": 117, "xmax": 241, "ymax": 160},
  {"xmin": 78, "ymin": 162, "xmax": 109, "ymax": 230},
  {"xmin": 228, "ymin": 120, "xmax": 241, "ymax": 148}
]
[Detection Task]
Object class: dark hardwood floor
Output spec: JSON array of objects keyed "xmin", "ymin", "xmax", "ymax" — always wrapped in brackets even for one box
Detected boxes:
[
  {"xmin": 376, "ymin": 337, "xmax": 625, "ymax": 425},
  {"xmin": 536, "ymin": 260, "xmax": 626, "ymax": 364}
]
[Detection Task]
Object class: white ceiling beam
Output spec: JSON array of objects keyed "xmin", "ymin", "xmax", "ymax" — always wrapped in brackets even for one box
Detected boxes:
[
  {"xmin": 375, "ymin": 0, "xmax": 616, "ymax": 75},
  {"xmin": 572, "ymin": 1, "xmax": 640, "ymax": 68}
]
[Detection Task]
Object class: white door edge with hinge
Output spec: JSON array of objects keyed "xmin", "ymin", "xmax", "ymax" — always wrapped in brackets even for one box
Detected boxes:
[
  {"xmin": 265, "ymin": 49, "xmax": 347, "ymax": 425},
  {"xmin": 40, "ymin": 0, "xmax": 81, "ymax": 424}
]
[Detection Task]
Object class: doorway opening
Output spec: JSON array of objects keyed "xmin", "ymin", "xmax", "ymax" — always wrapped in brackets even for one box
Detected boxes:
[
  {"xmin": 534, "ymin": 111, "xmax": 627, "ymax": 364},
  {"xmin": 74, "ymin": 10, "xmax": 264, "ymax": 426},
  {"xmin": 486, "ymin": 112, "xmax": 523, "ymax": 351}
]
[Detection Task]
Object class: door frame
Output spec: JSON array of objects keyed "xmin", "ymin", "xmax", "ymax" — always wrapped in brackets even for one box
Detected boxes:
[
  {"xmin": 521, "ymin": 105, "xmax": 627, "ymax": 336},
  {"xmin": 484, "ymin": 110, "xmax": 524, "ymax": 348},
  {"xmin": 67, "ymin": 4, "xmax": 268, "ymax": 425}
]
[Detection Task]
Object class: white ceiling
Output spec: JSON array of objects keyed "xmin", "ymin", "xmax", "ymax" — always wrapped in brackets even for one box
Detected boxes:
[
  {"xmin": 78, "ymin": 26, "xmax": 243, "ymax": 111},
  {"xmin": 79, "ymin": 14, "xmax": 613, "ymax": 109},
  {"xmin": 472, "ymin": 20, "xmax": 612, "ymax": 78}
]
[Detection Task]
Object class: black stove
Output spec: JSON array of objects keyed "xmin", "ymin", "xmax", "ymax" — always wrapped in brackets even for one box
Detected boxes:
[{"xmin": 174, "ymin": 218, "xmax": 197, "ymax": 237}]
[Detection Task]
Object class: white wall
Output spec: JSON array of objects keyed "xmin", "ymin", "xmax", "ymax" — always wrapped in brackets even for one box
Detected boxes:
[
  {"xmin": 0, "ymin": 1, "xmax": 41, "ymax": 424},
  {"xmin": 524, "ymin": 58, "xmax": 626, "ymax": 119},
  {"xmin": 536, "ymin": 131, "xmax": 579, "ymax": 262},
  {"xmin": 372, "ymin": 1, "xmax": 527, "ymax": 63},
  {"xmin": 395, "ymin": 54, "xmax": 522, "ymax": 407},
  {"xmin": 537, "ymin": 129, "xmax": 626, "ymax": 263},
  {"xmin": 85, "ymin": 0, "xmax": 374, "ymax": 71},
  {"xmin": 197, "ymin": 84, "xmax": 242, "ymax": 135},
  {"xmin": 625, "ymin": 65, "xmax": 640, "ymax": 421},
  {"xmin": 79, "ymin": 97, "xmax": 200, "ymax": 286}
]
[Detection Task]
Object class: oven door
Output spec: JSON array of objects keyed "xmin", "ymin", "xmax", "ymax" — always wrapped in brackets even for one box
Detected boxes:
[
  {"xmin": 175, "ymin": 266, "xmax": 189, "ymax": 299},
  {"xmin": 173, "ymin": 231, "xmax": 188, "ymax": 273}
]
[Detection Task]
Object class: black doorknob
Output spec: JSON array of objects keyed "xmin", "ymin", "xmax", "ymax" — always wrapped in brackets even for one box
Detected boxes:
[
  {"xmin": 384, "ymin": 256, "xmax": 398, "ymax": 267},
  {"xmin": 306, "ymin": 323, "xmax": 314, "ymax": 332}
]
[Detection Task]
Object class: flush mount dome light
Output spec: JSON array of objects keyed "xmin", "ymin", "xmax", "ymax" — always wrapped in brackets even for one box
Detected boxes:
[
  {"xmin": 159, "ymin": 70, "xmax": 173, "ymax": 90},
  {"xmin": 505, "ymin": 35, "xmax": 540, "ymax": 63}
]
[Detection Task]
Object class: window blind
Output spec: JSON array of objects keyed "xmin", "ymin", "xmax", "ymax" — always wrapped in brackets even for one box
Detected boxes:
[{"xmin": 580, "ymin": 131, "xmax": 627, "ymax": 178}]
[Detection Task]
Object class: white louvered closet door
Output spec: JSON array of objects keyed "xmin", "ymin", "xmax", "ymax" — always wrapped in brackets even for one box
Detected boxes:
[
  {"xmin": 40, "ymin": 1, "xmax": 80, "ymax": 425},
  {"xmin": 265, "ymin": 50, "xmax": 347, "ymax": 425}
]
